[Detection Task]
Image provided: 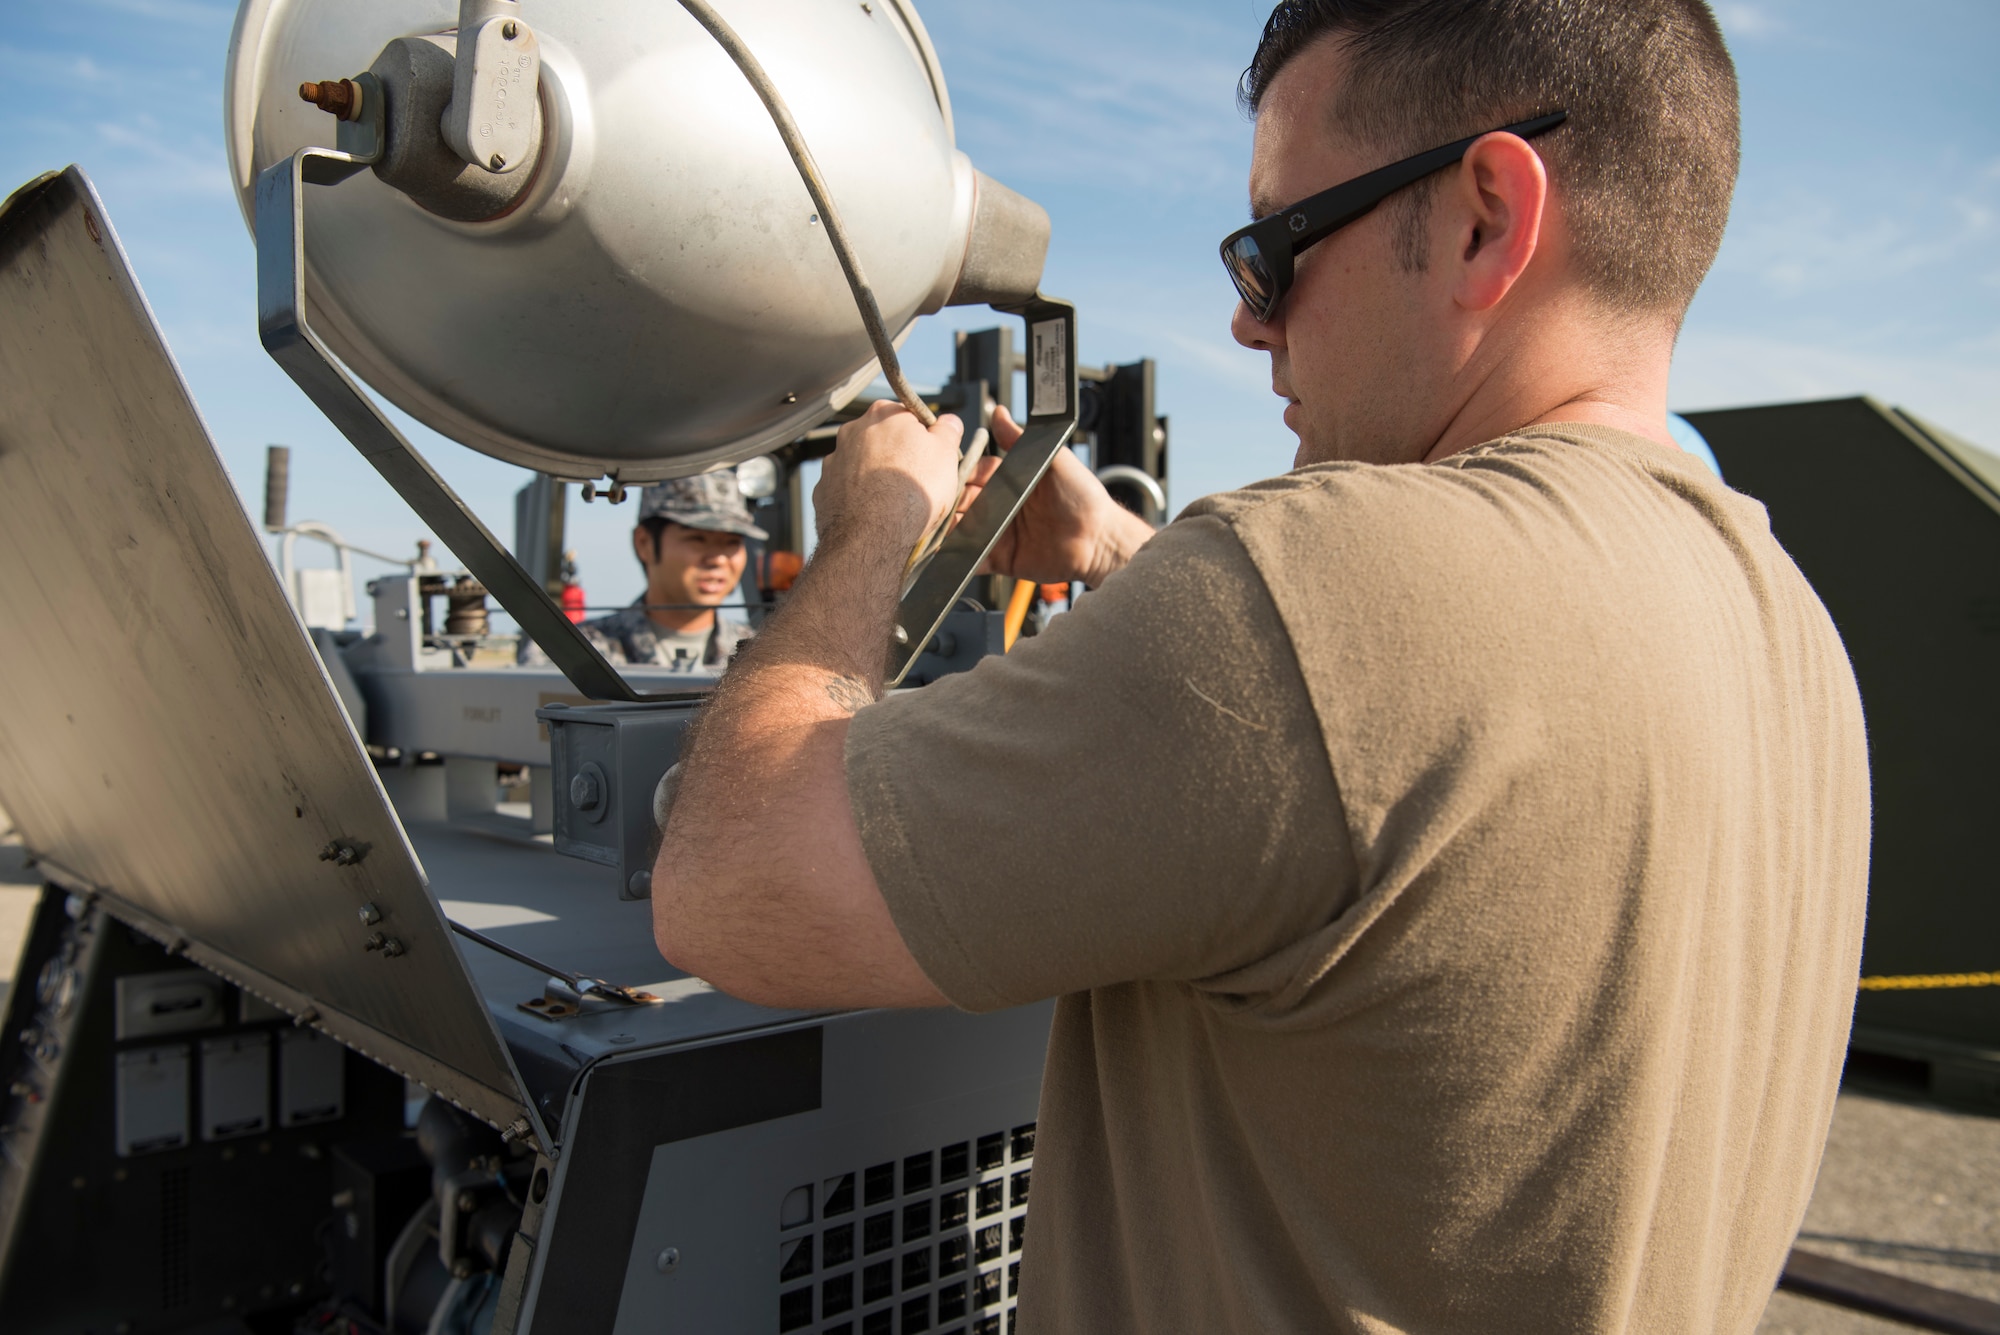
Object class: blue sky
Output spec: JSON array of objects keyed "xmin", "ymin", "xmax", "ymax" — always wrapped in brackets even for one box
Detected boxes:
[{"xmin": 2, "ymin": 0, "xmax": 1995, "ymax": 609}]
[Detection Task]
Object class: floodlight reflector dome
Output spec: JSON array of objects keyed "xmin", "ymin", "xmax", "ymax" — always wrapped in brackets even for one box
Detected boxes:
[{"xmin": 225, "ymin": 0, "xmax": 1048, "ymax": 482}]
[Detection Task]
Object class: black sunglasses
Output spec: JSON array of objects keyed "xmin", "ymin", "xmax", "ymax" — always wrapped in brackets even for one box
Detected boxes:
[{"xmin": 1220, "ymin": 110, "xmax": 1567, "ymax": 321}]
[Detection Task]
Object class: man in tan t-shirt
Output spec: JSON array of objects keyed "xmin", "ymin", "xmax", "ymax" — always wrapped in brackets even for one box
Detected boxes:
[{"xmin": 652, "ymin": 1, "xmax": 1871, "ymax": 1331}]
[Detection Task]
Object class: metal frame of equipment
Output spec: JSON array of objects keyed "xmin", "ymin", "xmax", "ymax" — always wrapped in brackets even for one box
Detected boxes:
[
  {"xmin": 256, "ymin": 132, "xmax": 1080, "ymax": 695},
  {"xmin": 0, "ymin": 164, "xmax": 1111, "ymax": 1335}
]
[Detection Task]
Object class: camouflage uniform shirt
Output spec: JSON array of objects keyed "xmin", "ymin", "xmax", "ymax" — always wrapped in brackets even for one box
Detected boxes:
[{"xmin": 522, "ymin": 598, "xmax": 754, "ymax": 670}]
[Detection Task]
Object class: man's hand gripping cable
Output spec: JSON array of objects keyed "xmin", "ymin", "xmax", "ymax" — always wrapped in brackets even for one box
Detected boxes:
[{"xmin": 903, "ymin": 425, "xmax": 993, "ymax": 592}]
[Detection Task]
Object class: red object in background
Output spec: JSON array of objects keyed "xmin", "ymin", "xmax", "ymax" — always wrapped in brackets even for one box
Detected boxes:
[
  {"xmin": 560, "ymin": 583, "xmax": 587, "ymax": 623},
  {"xmin": 1039, "ymin": 583, "xmax": 1070, "ymax": 605},
  {"xmin": 761, "ymin": 550, "xmax": 804, "ymax": 594}
]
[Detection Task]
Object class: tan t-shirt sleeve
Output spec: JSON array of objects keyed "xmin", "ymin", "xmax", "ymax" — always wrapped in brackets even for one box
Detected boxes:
[{"xmin": 845, "ymin": 514, "xmax": 1356, "ymax": 1012}]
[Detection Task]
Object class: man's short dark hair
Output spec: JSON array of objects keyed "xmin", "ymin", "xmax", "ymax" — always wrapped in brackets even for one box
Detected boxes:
[{"xmin": 1240, "ymin": 0, "xmax": 1739, "ymax": 316}]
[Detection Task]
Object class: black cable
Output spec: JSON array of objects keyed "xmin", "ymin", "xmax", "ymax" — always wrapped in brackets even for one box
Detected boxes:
[{"xmin": 446, "ymin": 919, "xmax": 577, "ymax": 985}]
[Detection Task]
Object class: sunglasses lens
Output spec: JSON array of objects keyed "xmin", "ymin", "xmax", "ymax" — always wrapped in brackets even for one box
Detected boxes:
[{"xmin": 1223, "ymin": 234, "xmax": 1276, "ymax": 316}]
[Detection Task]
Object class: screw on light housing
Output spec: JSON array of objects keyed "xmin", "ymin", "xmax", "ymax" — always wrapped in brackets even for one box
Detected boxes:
[{"xmin": 298, "ymin": 79, "xmax": 363, "ymax": 122}]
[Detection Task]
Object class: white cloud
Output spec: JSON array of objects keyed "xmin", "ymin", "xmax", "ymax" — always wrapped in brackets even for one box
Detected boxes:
[
  {"xmin": 75, "ymin": 0, "xmax": 233, "ymax": 26},
  {"xmin": 0, "ymin": 45, "xmax": 115, "ymax": 89},
  {"xmin": 1716, "ymin": 4, "xmax": 1787, "ymax": 39},
  {"xmin": 1671, "ymin": 329, "xmax": 2000, "ymax": 450},
  {"xmin": 929, "ymin": 1, "xmax": 1255, "ymax": 197},
  {"xmin": 0, "ymin": 42, "xmax": 219, "ymax": 105},
  {"xmin": 1716, "ymin": 175, "xmax": 2000, "ymax": 299},
  {"xmin": 90, "ymin": 117, "xmax": 234, "ymax": 199}
]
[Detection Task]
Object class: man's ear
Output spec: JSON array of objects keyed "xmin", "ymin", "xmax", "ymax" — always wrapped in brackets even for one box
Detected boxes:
[
  {"xmin": 632, "ymin": 525, "xmax": 655, "ymax": 567},
  {"xmin": 1448, "ymin": 129, "xmax": 1550, "ymax": 314}
]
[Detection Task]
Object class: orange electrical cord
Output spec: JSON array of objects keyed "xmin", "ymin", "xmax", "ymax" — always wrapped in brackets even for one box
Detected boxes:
[{"xmin": 1002, "ymin": 578, "xmax": 1037, "ymax": 651}]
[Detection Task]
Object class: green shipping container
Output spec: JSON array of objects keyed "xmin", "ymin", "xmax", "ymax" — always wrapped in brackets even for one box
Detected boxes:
[{"xmin": 1687, "ymin": 397, "xmax": 2000, "ymax": 1108}]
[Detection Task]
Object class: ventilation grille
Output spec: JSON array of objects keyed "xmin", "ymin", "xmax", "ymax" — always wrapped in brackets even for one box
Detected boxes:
[
  {"xmin": 778, "ymin": 1123, "xmax": 1035, "ymax": 1334},
  {"xmin": 160, "ymin": 1164, "xmax": 191, "ymax": 1309}
]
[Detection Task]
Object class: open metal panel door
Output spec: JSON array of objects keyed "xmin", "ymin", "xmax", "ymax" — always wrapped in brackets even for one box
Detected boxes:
[{"xmin": 0, "ymin": 167, "xmax": 533, "ymax": 1138}]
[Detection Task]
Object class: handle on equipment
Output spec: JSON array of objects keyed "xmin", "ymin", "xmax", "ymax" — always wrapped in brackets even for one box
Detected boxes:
[{"xmin": 885, "ymin": 297, "xmax": 1078, "ymax": 687}]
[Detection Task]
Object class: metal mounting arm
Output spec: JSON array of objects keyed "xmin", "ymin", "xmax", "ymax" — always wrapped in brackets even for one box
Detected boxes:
[
  {"xmin": 257, "ymin": 137, "xmax": 1076, "ymax": 699},
  {"xmin": 255, "ymin": 142, "xmax": 689, "ymax": 702},
  {"xmin": 887, "ymin": 297, "xmax": 1078, "ymax": 686}
]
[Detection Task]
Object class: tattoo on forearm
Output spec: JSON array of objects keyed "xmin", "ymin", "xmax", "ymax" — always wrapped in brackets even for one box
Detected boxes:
[{"xmin": 824, "ymin": 674, "xmax": 876, "ymax": 713}]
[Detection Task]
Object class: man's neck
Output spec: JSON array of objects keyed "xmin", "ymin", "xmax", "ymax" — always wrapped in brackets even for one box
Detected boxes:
[{"xmin": 1423, "ymin": 303, "xmax": 1680, "ymax": 464}]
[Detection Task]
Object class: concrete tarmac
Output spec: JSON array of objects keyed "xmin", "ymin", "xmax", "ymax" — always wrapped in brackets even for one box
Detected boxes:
[{"xmin": 1761, "ymin": 1090, "xmax": 2000, "ymax": 1332}]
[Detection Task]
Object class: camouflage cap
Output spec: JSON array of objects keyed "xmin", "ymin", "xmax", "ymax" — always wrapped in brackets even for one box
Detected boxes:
[{"xmin": 637, "ymin": 468, "xmax": 769, "ymax": 540}]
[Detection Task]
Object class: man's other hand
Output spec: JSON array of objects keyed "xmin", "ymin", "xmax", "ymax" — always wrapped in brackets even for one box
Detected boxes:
[
  {"xmin": 813, "ymin": 399, "xmax": 965, "ymax": 551},
  {"xmin": 971, "ymin": 407, "xmax": 1159, "ymax": 589}
]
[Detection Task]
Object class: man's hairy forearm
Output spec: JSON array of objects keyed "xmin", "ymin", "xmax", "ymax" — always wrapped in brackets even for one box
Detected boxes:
[
  {"xmin": 669, "ymin": 515, "xmax": 908, "ymax": 848},
  {"xmin": 711, "ymin": 514, "xmax": 907, "ymax": 721},
  {"xmin": 650, "ymin": 506, "xmax": 934, "ymax": 1001}
]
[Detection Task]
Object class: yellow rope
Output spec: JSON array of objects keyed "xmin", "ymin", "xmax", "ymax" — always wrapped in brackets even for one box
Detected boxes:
[{"xmin": 1858, "ymin": 972, "xmax": 2000, "ymax": 992}]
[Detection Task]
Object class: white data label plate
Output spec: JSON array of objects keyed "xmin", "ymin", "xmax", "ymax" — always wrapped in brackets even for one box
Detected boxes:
[
  {"xmin": 201, "ymin": 1033, "xmax": 272, "ymax": 1140},
  {"xmin": 279, "ymin": 1027, "xmax": 346, "ymax": 1126},
  {"xmin": 115, "ymin": 1044, "xmax": 190, "ymax": 1156},
  {"xmin": 1030, "ymin": 318, "xmax": 1067, "ymax": 417}
]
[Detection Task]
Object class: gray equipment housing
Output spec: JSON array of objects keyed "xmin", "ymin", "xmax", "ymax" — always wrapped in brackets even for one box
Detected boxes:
[
  {"xmin": 541, "ymin": 701, "xmax": 699, "ymax": 901},
  {"xmin": 0, "ymin": 166, "xmax": 1051, "ymax": 1335}
]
